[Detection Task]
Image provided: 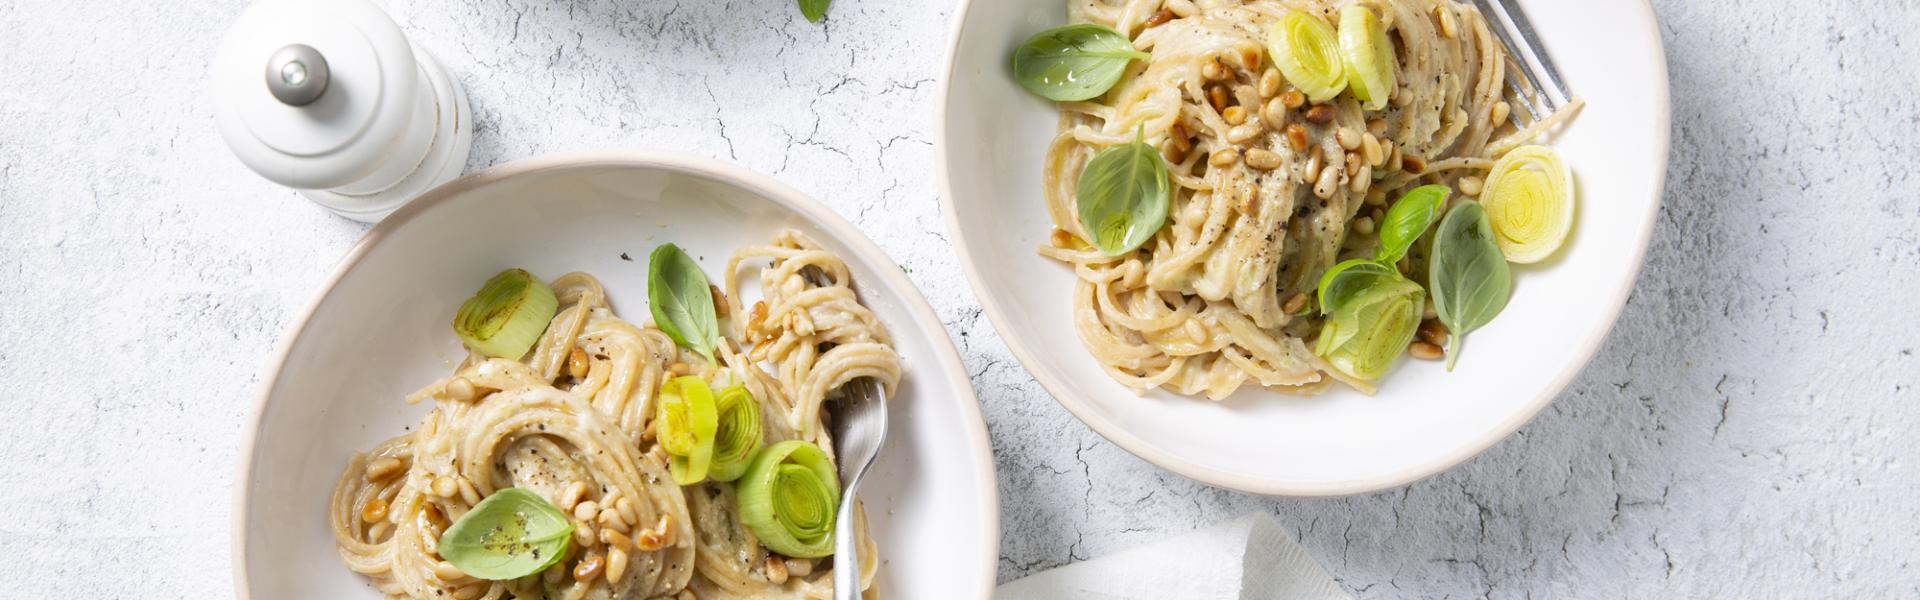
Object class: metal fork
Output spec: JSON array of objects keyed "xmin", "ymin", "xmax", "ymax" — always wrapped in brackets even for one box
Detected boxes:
[
  {"xmin": 1469, "ymin": 0, "xmax": 1572, "ymax": 128},
  {"xmin": 800, "ymin": 266, "xmax": 888, "ymax": 600}
]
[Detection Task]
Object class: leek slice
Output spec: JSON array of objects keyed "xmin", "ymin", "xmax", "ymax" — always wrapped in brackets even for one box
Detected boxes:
[
  {"xmin": 1313, "ymin": 277, "xmax": 1424, "ymax": 381},
  {"xmin": 706, "ymin": 384, "xmax": 763, "ymax": 483},
  {"xmin": 656, "ymin": 376, "xmax": 718, "ymax": 485},
  {"xmin": 1480, "ymin": 145, "xmax": 1575, "ymax": 263},
  {"xmin": 736, "ymin": 440, "xmax": 840, "ymax": 558},
  {"xmin": 1338, "ymin": 5, "xmax": 1396, "ymax": 111},
  {"xmin": 453, "ymin": 269, "xmax": 558, "ymax": 359},
  {"xmin": 1267, "ymin": 10, "xmax": 1347, "ymax": 103}
]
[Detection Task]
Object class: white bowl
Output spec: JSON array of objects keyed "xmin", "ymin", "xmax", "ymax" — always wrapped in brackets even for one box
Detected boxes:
[
  {"xmin": 234, "ymin": 152, "xmax": 999, "ymax": 597},
  {"xmin": 939, "ymin": 1, "xmax": 1671, "ymax": 495}
]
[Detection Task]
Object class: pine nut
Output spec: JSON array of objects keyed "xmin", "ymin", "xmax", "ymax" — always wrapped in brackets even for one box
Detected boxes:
[
  {"xmin": 444, "ymin": 377, "xmax": 475, "ymax": 403},
  {"xmin": 1207, "ymin": 86, "xmax": 1229, "ymax": 112},
  {"xmin": 709, "ymin": 284, "xmax": 729, "ymax": 318},
  {"xmin": 1305, "ymin": 152, "xmax": 1324, "ymax": 184},
  {"xmin": 1387, "ymin": 145, "xmax": 1404, "ymax": 172},
  {"xmin": 1458, "ymin": 176, "xmax": 1484, "ymax": 196},
  {"xmin": 601, "ymin": 528, "xmax": 633, "ymax": 549},
  {"xmin": 1209, "ymin": 148, "xmax": 1240, "ymax": 168},
  {"xmin": 434, "ymin": 561, "xmax": 467, "ymax": 582},
  {"xmin": 1363, "ymin": 134, "xmax": 1384, "ymax": 166},
  {"xmin": 607, "ymin": 547, "xmax": 630, "ymax": 582},
  {"xmin": 573, "ymin": 553, "xmax": 605, "ymax": 582},
  {"xmin": 1352, "ymin": 165, "xmax": 1372, "ymax": 192},
  {"xmin": 1402, "ymin": 154, "xmax": 1427, "ymax": 174},
  {"xmin": 1393, "ymin": 87, "xmax": 1414, "ymax": 107},
  {"xmin": 766, "ymin": 555, "xmax": 790, "ymax": 584},
  {"xmin": 1352, "ymin": 216, "xmax": 1375, "ymax": 235},
  {"xmin": 452, "ymin": 583, "xmax": 486, "ymax": 599},
  {"xmin": 615, "ymin": 497, "xmax": 637, "ymax": 526},
  {"xmin": 669, "ymin": 362, "xmax": 691, "ymax": 375},
  {"xmin": 1223, "ymin": 106, "xmax": 1247, "ymax": 126},
  {"xmin": 561, "ymin": 481, "xmax": 588, "ymax": 512},
  {"xmin": 1202, "ymin": 58, "xmax": 1229, "ymax": 81},
  {"xmin": 599, "ymin": 508, "xmax": 630, "ymax": 533},
  {"xmin": 1226, "ymin": 123, "xmax": 1264, "ymax": 144},
  {"xmin": 361, "ymin": 498, "xmax": 389, "ymax": 523},
  {"xmin": 1367, "ymin": 118, "xmax": 1388, "ymax": 137},
  {"xmin": 574, "ymin": 520, "xmax": 597, "ymax": 547},
  {"xmin": 1436, "ymin": 6, "xmax": 1459, "ymax": 38},
  {"xmin": 1282, "ymin": 293, "xmax": 1309, "ymax": 314},
  {"xmin": 1419, "ymin": 321, "xmax": 1451, "ymax": 346},
  {"xmin": 1263, "ymin": 96, "xmax": 1289, "ymax": 127},
  {"xmin": 573, "ymin": 500, "xmax": 599, "ymax": 522},
  {"xmin": 1303, "ymin": 104, "xmax": 1335, "ymax": 124},
  {"xmin": 1345, "ymin": 152, "xmax": 1363, "ymax": 177},
  {"xmin": 786, "ymin": 557, "xmax": 814, "ymax": 577},
  {"xmin": 568, "ymin": 347, "xmax": 589, "ymax": 379},
  {"xmin": 1144, "ymin": 8, "xmax": 1175, "ymax": 28},
  {"xmin": 1258, "ymin": 70, "xmax": 1282, "ymax": 98},
  {"xmin": 1335, "ymin": 127, "xmax": 1361, "ymax": 150},
  {"xmin": 1244, "ymin": 148, "xmax": 1283, "ymax": 170},
  {"xmin": 1280, "ymin": 90, "xmax": 1306, "ymax": 109},
  {"xmin": 1410, "ymin": 341, "xmax": 1445, "ymax": 360},
  {"xmin": 1286, "ymin": 124, "xmax": 1309, "ymax": 152},
  {"xmin": 1491, "ymin": 101, "xmax": 1511, "ymax": 125},
  {"xmin": 432, "ymin": 476, "xmax": 457, "ymax": 499},
  {"xmin": 1314, "ymin": 164, "xmax": 1341, "ymax": 199},
  {"xmin": 365, "ymin": 457, "xmax": 404, "ymax": 482}
]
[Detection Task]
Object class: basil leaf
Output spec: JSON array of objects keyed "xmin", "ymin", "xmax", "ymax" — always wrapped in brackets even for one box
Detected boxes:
[
  {"xmin": 1376, "ymin": 184, "xmax": 1450, "ymax": 264},
  {"xmin": 1313, "ymin": 277, "xmax": 1423, "ymax": 381},
  {"xmin": 1317, "ymin": 258, "xmax": 1399, "ymax": 316},
  {"xmin": 649, "ymin": 243, "xmax": 720, "ymax": 364},
  {"xmin": 1429, "ymin": 201, "xmax": 1513, "ymax": 370},
  {"xmin": 797, "ymin": 0, "xmax": 830, "ymax": 22},
  {"xmin": 1012, "ymin": 24, "xmax": 1149, "ymax": 102},
  {"xmin": 1076, "ymin": 128, "xmax": 1170, "ymax": 255},
  {"xmin": 438, "ymin": 488, "xmax": 574, "ymax": 580}
]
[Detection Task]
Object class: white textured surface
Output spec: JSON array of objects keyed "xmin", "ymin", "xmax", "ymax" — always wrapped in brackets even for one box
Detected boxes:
[{"xmin": 0, "ymin": 0, "xmax": 1915, "ymax": 597}]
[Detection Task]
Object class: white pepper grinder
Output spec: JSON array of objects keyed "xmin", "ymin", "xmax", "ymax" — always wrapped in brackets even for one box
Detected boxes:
[{"xmin": 212, "ymin": 0, "xmax": 472, "ymax": 222}]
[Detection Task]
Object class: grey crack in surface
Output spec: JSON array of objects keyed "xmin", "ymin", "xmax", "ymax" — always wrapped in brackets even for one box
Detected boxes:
[{"xmin": 0, "ymin": 0, "xmax": 1916, "ymax": 596}]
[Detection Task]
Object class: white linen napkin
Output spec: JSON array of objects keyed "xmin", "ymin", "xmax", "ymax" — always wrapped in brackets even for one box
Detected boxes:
[{"xmin": 995, "ymin": 514, "xmax": 1352, "ymax": 600}]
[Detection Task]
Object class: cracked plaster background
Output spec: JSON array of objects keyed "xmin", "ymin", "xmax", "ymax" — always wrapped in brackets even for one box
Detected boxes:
[{"xmin": 0, "ymin": 0, "xmax": 1916, "ymax": 597}]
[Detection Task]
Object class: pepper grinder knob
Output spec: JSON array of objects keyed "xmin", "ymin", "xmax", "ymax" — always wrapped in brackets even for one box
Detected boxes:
[{"xmin": 266, "ymin": 44, "xmax": 329, "ymax": 106}]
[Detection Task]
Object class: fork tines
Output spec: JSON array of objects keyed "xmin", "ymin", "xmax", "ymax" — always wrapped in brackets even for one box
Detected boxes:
[{"xmin": 1469, "ymin": 0, "xmax": 1572, "ymax": 128}]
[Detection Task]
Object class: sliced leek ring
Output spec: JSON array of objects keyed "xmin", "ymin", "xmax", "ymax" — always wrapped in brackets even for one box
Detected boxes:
[
  {"xmin": 1338, "ymin": 5, "xmax": 1396, "ymax": 111},
  {"xmin": 453, "ymin": 269, "xmax": 558, "ymax": 359},
  {"xmin": 1267, "ymin": 10, "xmax": 1347, "ymax": 103},
  {"xmin": 1480, "ymin": 145, "xmax": 1575, "ymax": 263}
]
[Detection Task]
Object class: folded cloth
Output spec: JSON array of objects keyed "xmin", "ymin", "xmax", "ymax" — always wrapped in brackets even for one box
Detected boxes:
[{"xmin": 995, "ymin": 513, "xmax": 1352, "ymax": 600}]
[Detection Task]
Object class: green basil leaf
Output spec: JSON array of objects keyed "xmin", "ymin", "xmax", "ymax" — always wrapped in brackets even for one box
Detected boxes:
[
  {"xmin": 1076, "ymin": 128, "xmax": 1170, "ymax": 255},
  {"xmin": 1317, "ymin": 258, "xmax": 1399, "ymax": 316},
  {"xmin": 1376, "ymin": 184, "xmax": 1450, "ymax": 264},
  {"xmin": 1314, "ymin": 277, "xmax": 1423, "ymax": 381},
  {"xmin": 1429, "ymin": 201, "xmax": 1513, "ymax": 370},
  {"xmin": 438, "ymin": 488, "xmax": 574, "ymax": 580},
  {"xmin": 649, "ymin": 243, "xmax": 720, "ymax": 364},
  {"xmin": 797, "ymin": 0, "xmax": 830, "ymax": 22},
  {"xmin": 1012, "ymin": 24, "xmax": 1150, "ymax": 102}
]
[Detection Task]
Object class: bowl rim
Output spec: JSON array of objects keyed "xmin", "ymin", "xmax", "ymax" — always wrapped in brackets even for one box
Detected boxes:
[
  {"xmin": 935, "ymin": 0, "xmax": 1672, "ymax": 496},
  {"xmin": 232, "ymin": 150, "xmax": 1002, "ymax": 597}
]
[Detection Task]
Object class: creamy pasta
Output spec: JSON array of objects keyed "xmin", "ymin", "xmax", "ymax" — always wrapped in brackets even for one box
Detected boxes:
[
  {"xmin": 1039, "ymin": 0, "xmax": 1579, "ymax": 399},
  {"xmin": 330, "ymin": 230, "xmax": 899, "ymax": 599}
]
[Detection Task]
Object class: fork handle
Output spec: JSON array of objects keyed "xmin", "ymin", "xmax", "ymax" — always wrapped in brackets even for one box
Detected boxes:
[{"xmin": 833, "ymin": 485, "xmax": 862, "ymax": 599}]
